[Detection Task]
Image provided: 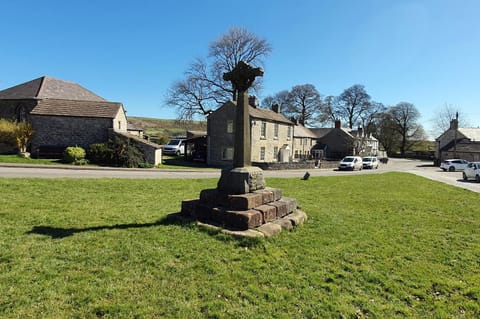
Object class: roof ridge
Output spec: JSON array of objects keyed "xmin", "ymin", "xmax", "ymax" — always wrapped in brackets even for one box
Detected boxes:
[{"xmin": 35, "ymin": 76, "xmax": 47, "ymax": 98}]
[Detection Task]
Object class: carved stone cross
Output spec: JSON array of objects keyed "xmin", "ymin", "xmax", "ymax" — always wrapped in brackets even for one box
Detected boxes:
[{"xmin": 223, "ymin": 61, "xmax": 264, "ymax": 168}]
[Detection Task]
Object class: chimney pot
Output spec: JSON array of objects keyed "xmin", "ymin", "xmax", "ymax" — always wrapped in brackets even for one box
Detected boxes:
[{"xmin": 334, "ymin": 120, "xmax": 341, "ymax": 129}]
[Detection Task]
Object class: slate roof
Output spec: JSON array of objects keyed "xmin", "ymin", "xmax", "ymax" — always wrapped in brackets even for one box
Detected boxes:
[
  {"xmin": 249, "ymin": 105, "xmax": 293, "ymax": 125},
  {"xmin": 293, "ymin": 124, "xmax": 317, "ymax": 138},
  {"xmin": 0, "ymin": 76, "xmax": 106, "ymax": 101},
  {"xmin": 30, "ymin": 99, "xmax": 122, "ymax": 119},
  {"xmin": 459, "ymin": 128, "xmax": 480, "ymax": 142},
  {"xmin": 309, "ymin": 127, "xmax": 333, "ymax": 138}
]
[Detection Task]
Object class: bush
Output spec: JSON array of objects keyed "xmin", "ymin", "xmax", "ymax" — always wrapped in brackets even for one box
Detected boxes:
[
  {"xmin": 63, "ymin": 146, "xmax": 87, "ymax": 165},
  {"xmin": 0, "ymin": 119, "xmax": 34, "ymax": 153},
  {"xmin": 87, "ymin": 137, "xmax": 145, "ymax": 168},
  {"xmin": 110, "ymin": 136, "xmax": 144, "ymax": 168},
  {"xmin": 87, "ymin": 143, "xmax": 112, "ymax": 165}
]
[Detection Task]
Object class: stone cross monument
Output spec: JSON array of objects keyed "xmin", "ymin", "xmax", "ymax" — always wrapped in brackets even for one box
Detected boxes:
[
  {"xmin": 218, "ymin": 61, "xmax": 266, "ymax": 194},
  {"xmin": 223, "ymin": 61, "xmax": 264, "ymax": 168},
  {"xmin": 180, "ymin": 61, "xmax": 306, "ymax": 234}
]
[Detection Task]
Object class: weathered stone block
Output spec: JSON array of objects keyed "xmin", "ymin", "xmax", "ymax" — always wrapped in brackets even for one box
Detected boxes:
[
  {"xmin": 193, "ymin": 203, "xmax": 215, "ymax": 222},
  {"xmin": 200, "ymin": 189, "xmax": 229, "ymax": 206},
  {"xmin": 229, "ymin": 193, "xmax": 263, "ymax": 210},
  {"xmin": 254, "ymin": 205, "xmax": 277, "ymax": 223},
  {"xmin": 181, "ymin": 199, "xmax": 200, "ymax": 217},
  {"xmin": 223, "ymin": 209, "xmax": 263, "ymax": 230},
  {"xmin": 253, "ymin": 189, "xmax": 274, "ymax": 204},
  {"xmin": 217, "ymin": 166, "xmax": 266, "ymax": 194},
  {"xmin": 278, "ymin": 197, "xmax": 297, "ymax": 214},
  {"xmin": 274, "ymin": 218, "xmax": 294, "ymax": 230},
  {"xmin": 285, "ymin": 210, "xmax": 307, "ymax": 226},
  {"xmin": 221, "ymin": 229, "xmax": 265, "ymax": 238},
  {"xmin": 257, "ymin": 223, "xmax": 282, "ymax": 237},
  {"xmin": 265, "ymin": 187, "xmax": 282, "ymax": 201},
  {"xmin": 267, "ymin": 201, "xmax": 288, "ymax": 218}
]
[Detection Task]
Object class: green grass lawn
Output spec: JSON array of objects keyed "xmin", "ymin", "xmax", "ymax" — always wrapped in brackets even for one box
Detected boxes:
[
  {"xmin": 0, "ymin": 154, "xmax": 62, "ymax": 165},
  {"xmin": 1, "ymin": 173, "xmax": 479, "ymax": 318}
]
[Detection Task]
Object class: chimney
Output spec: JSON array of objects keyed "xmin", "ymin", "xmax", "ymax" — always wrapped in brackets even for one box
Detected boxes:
[
  {"xmin": 334, "ymin": 120, "xmax": 341, "ymax": 129},
  {"xmin": 272, "ymin": 103, "xmax": 281, "ymax": 113},
  {"xmin": 450, "ymin": 119, "xmax": 458, "ymax": 130},
  {"xmin": 248, "ymin": 95, "xmax": 258, "ymax": 108},
  {"xmin": 358, "ymin": 126, "xmax": 363, "ymax": 137}
]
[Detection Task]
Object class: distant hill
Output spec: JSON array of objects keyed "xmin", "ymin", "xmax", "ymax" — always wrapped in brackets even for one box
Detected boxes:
[{"xmin": 127, "ymin": 116, "xmax": 206, "ymax": 144}]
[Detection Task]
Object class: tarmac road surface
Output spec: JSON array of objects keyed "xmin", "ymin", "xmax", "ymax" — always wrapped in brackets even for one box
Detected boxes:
[{"xmin": 0, "ymin": 158, "xmax": 479, "ymax": 193}]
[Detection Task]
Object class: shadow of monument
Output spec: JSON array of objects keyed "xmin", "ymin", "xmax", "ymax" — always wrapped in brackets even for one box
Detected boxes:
[{"xmin": 26, "ymin": 213, "xmax": 190, "ymax": 239}]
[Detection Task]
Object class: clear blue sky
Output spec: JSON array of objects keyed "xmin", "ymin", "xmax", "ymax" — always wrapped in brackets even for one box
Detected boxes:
[{"xmin": 1, "ymin": 0, "xmax": 479, "ymax": 138}]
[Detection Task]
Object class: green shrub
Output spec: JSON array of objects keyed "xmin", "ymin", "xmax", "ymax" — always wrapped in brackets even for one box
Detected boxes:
[
  {"xmin": 0, "ymin": 119, "xmax": 34, "ymax": 153},
  {"xmin": 109, "ymin": 136, "xmax": 144, "ymax": 168},
  {"xmin": 87, "ymin": 143, "xmax": 112, "ymax": 165},
  {"xmin": 87, "ymin": 137, "xmax": 144, "ymax": 168},
  {"xmin": 63, "ymin": 146, "xmax": 86, "ymax": 165}
]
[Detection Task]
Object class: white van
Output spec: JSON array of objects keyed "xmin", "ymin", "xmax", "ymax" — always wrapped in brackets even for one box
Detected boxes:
[
  {"xmin": 163, "ymin": 139, "xmax": 186, "ymax": 156},
  {"xmin": 338, "ymin": 156, "xmax": 363, "ymax": 171}
]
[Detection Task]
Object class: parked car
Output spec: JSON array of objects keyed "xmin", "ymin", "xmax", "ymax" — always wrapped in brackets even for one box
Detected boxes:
[
  {"xmin": 440, "ymin": 159, "xmax": 469, "ymax": 172},
  {"xmin": 163, "ymin": 138, "xmax": 186, "ymax": 156},
  {"xmin": 462, "ymin": 162, "xmax": 480, "ymax": 182},
  {"xmin": 362, "ymin": 156, "xmax": 379, "ymax": 169},
  {"xmin": 338, "ymin": 156, "xmax": 363, "ymax": 171}
]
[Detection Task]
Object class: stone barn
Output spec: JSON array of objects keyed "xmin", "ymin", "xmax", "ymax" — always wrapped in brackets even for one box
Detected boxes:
[
  {"xmin": 0, "ymin": 76, "xmax": 127, "ymax": 155},
  {"xmin": 0, "ymin": 76, "xmax": 161, "ymax": 163}
]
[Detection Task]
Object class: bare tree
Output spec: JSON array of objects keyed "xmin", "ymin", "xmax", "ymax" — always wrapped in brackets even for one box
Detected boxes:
[
  {"xmin": 165, "ymin": 27, "xmax": 272, "ymax": 120},
  {"xmin": 283, "ymin": 84, "xmax": 322, "ymax": 125},
  {"xmin": 335, "ymin": 84, "xmax": 372, "ymax": 129},
  {"xmin": 262, "ymin": 90, "xmax": 289, "ymax": 110},
  {"xmin": 318, "ymin": 95, "xmax": 338, "ymax": 126},
  {"xmin": 430, "ymin": 103, "xmax": 471, "ymax": 138},
  {"xmin": 389, "ymin": 102, "xmax": 424, "ymax": 156},
  {"xmin": 375, "ymin": 112, "xmax": 401, "ymax": 156}
]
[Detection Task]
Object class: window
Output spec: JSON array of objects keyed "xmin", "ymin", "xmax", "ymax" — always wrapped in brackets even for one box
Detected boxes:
[
  {"xmin": 287, "ymin": 126, "xmax": 292, "ymax": 139},
  {"xmin": 274, "ymin": 123, "xmax": 279, "ymax": 139},
  {"xmin": 273, "ymin": 146, "xmax": 278, "ymax": 161},
  {"xmin": 222, "ymin": 147, "xmax": 234, "ymax": 160},
  {"xmin": 118, "ymin": 121, "xmax": 122, "ymax": 130},
  {"xmin": 261, "ymin": 121, "xmax": 266, "ymax": 138},
  {"xmin": 260, "ymin": 147, "xmax": 265, "ymax": 161},
  {"xmin": 227, "ymin": 120, "xmax": 234, "ymax": 133}
]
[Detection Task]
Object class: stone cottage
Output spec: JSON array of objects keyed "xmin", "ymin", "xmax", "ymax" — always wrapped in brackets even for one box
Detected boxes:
[
  {"xmin": 292, "ymin": 122, "xmax": 317, "ymax": 161},
  {"xmin": 435, "ymin": 119, "xmax": 480, "ymax": 164},
  {"xmin": 0, "ymin": 76, "xmax": 161, "ymax": 164},
  {"xmin": 311, "ymin": 120, "xmax": 379, "ymax": 159},
  {"xmin": 207, "ymin": 97, "xmax": 294, "ymax": 166}
]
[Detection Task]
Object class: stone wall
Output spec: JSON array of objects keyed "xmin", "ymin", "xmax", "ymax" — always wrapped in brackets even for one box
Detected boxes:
[
  {"xmin": 114, "ymin": 132, "xmax": 162, "ymax": 165},
  {"xmin": 439, "ymin": 141, "xmax": 480, "ymax": 163},
  {"xmin": 30, "ymin": 115, "xmax": 112, "ymax": 153},
  {"xmin": 0, "ymin": 99, "xmax": 37, "ymax": 121}
]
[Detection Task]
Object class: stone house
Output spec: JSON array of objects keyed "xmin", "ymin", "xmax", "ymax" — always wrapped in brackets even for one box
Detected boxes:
[
  {"xmin": 311, "ymin": 120, "xmax": 379, "ymax": 159},
  {"xmin": 0, "ymin": 76, "xmax": 161, "ymax": 164},
  {"xmin": 292, "ymin": 122, "xmax": 317, "ymax": 161},
  {"xmin": 207, "ymin": 98, "xmax": 294, "ymax": 166},
  {"xmin": 435, "ymin": 119, "xmax": 480, "ymax": 164}
]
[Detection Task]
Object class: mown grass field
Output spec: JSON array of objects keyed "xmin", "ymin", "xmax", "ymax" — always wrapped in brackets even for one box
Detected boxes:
[{"xmin": 1, "ymin": 173, "xmax": 479, "ymax": 318}]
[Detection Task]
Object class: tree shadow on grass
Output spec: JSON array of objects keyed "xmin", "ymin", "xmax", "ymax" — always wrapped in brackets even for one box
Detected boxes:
[{"xmin": 26, "ymin": 212, "xmax": 192, "ymax": 239}]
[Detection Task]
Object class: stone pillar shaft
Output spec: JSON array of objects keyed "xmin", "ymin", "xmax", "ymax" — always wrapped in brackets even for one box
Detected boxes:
[{"xmin": 234, "ymin": 90, "xmax": 251, "ymax": 168}]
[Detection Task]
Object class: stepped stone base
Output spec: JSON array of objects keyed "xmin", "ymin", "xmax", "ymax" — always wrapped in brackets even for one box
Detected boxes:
[{"xmin": 181, "ymin": 187, "xmax": 304, "ymax": 232}]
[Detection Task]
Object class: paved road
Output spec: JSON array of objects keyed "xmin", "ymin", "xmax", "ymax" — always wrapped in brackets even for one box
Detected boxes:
[{"xmin": 0, "ymin": 159, "xmax": 479, "ymax": 192}]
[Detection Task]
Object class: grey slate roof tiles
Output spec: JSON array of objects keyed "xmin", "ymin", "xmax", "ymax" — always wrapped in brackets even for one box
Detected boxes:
[
  {"xmin": 30, "ymin": 99, "xmax": 122, "ymax": 119},
  {"xmin": 0, "ymin": 76, "xmax": 106, "ymax": 101}
]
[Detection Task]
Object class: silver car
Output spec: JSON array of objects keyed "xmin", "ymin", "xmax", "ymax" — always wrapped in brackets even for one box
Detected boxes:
[
  {"xmin": 362, "ymin": 156, "xmax": 379, "ymax": 169},
  {"xmin": 462, "ymin": 162, "xmax": 480, "ymax": 182},
  {"xmin": 440, "ymin": 159, "xmax": 469, "ymax": 172}
]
